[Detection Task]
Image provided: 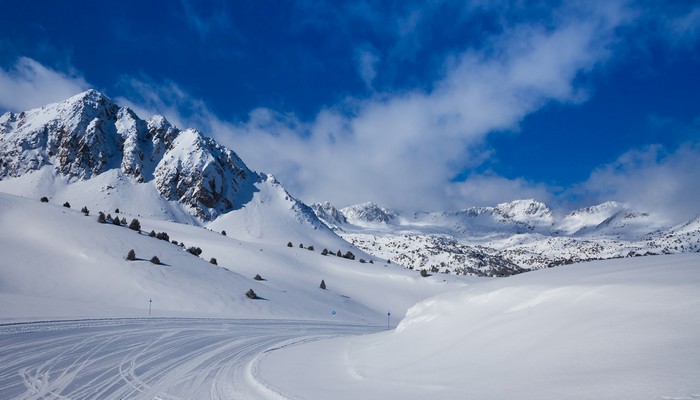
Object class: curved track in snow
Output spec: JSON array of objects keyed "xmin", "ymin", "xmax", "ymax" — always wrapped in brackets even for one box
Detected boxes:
[{"xmin": 0, "ymin": 318, "xmax": 377, "ymax": 399}]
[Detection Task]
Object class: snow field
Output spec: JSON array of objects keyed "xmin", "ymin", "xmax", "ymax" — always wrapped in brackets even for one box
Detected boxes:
[
  {"xmin": 0, "ymin": 192, "xmax": 471, "ymax": 323},
  {"xmin": 260, "ymin": 253, "xmax": 700, "ymax": 399}
]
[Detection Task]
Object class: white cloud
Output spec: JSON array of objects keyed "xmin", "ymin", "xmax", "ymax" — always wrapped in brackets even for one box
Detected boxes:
[
  {"xmin": 216, "ymin": 5, "xmax": 626, "ymax": 211},
  {"xmin": 576, "ymin": 143, "xmax": 700, "ymax": 224},
  {"xmin": 0, "ymin": 57, "xmax": 89, "ymax": 112},
  {"xmin": 114, "ymin": 2, "xmax": 633, "ymax": 213},
  {"xmin": 355, "ymin": 47, "xmax": 380, "ymax": 90}
]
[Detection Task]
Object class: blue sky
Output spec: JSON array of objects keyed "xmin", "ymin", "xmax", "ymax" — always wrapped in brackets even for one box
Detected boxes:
[{"xmin": 1, "ymin": 1, "xmax": 699, "ymax": 221}]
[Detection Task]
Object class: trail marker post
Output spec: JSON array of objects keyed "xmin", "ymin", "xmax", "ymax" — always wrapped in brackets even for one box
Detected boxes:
[
  {"xmin": 387, "ymin": 312, "xmax": 391, "ymax": 330},
  {"xmin": 149, "ymin": 299, "xmax": 152, "ymax": 316}
]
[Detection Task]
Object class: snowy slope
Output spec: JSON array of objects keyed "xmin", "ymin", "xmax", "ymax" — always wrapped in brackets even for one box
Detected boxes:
[
  {"xmin": 0, "ymin": 192, "xmax": 470, "ymax": 323},
  {"xmin": 260, "ymin": 253, "xmax": 700, "ymax": 399}
]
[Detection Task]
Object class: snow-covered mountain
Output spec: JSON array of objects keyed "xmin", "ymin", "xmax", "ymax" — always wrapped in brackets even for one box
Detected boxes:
[
  {"xmin": 0, "ymin": 90, "xmax": 355, "ymax": 251},
  {"xmin": 1, "ymin": 90, "xmax": 264, "ymax": 221},
  {"xmin": 312, "ymin": 199, "xmax": 700, "ymax": 276}
]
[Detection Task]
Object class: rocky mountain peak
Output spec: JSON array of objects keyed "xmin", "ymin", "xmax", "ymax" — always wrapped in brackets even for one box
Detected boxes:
[
  {"xmin": 311, "ymin": 201, "xmax": 348, "ymax": 228},
  {"xmin": 342, "ymin": 202, "xmax": 397, "ymax": 224},
  {"xmin": 0, "ymin": 90, "xmax": 258, "ymax": 221}
]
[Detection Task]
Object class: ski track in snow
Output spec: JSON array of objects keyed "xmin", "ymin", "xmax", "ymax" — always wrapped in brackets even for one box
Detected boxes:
[{"xmin": 0, "ymin": 318, "xmax": 378, "ymax": 400}]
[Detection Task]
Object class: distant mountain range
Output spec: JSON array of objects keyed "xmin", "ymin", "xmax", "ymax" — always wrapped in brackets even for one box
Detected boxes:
[
  {"xmin": 2, "ymin": 90, "xmax": 698, "ymax": 277},
  {"xmin": 310, "ymin": 199, "xmax": 700, "ymax": 276}
]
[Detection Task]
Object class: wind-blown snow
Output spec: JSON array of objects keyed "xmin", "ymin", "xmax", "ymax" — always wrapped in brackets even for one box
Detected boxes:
[{"xmin": 260, "ymin": 254, "xmax": 700, "ymax": 399}]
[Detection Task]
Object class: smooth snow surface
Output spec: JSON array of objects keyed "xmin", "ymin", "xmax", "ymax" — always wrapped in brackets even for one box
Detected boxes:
[
  {"xmin": 0, "ymin": 192, "xmax": 467, "ymax": 323},
  {"xmin": 261, "ymin": 254, "xmax": 700, "ymax": 399}
]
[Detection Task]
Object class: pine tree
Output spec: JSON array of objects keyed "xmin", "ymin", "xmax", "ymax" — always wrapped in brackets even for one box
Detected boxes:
[
  {"xmin": 254, "ymin": 274, "xmax": 263, "ymax": 281},
  {"xmin": 126, "ymin": 249, "xmax": 136, "ymax": 261},
  {"xmin": 319, "ymin": 279, "xmax": 326, "ymax": 290},
  {"xmin": 98, "ymin": 212, "xmax": 106, "ymax": 223},
  {"xmin": 210, "ymin": 257, "xmax": 218, "ymax": 265},
  {"xmin": 150, "ymin": 256, "xmax": 160, "ymax": 264},
  {"xmin": 246, "ymin": 289, "xmax": 257, "ymax": 299},
  {"xmin": 287, "ymin": 241, "xmax": 293, "ymax": 247},
  {"xmin": 321, "ymin": 248, "xmax": 328, "ymax": 256},
  {"xmin": 129, "ymin": 218, "xmax": 141, "ymax": 231},
  {"xmin": 63, "ymin": 201, "xmax": 71, "ymax": 208}
]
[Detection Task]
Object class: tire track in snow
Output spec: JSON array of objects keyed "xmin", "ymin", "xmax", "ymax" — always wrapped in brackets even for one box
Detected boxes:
[{"xmin": 0, "ymin": 319, "xmax": 377, "ymax": 399}]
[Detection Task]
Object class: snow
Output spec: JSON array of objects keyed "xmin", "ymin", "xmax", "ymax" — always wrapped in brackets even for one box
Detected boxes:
[
  {"xmin": 318, "ymin": 199, "xmax": 700, "ymax": 274},
  {"xmin": 260, "ymin": 253, "xmax": 700, "ymax": 399},
  {"xmin": 0, "ymin": 192, "xmax": 467, "ymax": 323},
  {"xmin": 1, "ymin": 193, "xmax": 698, "ymax": 399}
]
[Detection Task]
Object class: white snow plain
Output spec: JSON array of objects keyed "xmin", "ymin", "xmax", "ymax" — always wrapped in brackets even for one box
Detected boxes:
[{"xmin": 260, "ymin": 254, "xmax": 700, "ymax": 399}]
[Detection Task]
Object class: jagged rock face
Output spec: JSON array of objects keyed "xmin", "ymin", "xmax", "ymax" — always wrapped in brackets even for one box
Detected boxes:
[
  {"xmin": 342, "ymin": 202, "xmax": 397, "ymax": 223},
  {"xmin": 0, "ymin": 89, "xmax": 256, "ymax": 220},
  {"xmin": 311, "ymin": 201, "xmax": 348, "ymax": 228},
  {"xmin": 154, "ymin": 129, "xmax": 253, "ymax": 220},
  {"xmin": 0, "ymin": 90, "xmax": 122, "ymax": 180}
]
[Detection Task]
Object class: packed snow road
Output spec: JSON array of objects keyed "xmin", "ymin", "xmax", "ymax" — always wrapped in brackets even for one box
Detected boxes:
[{"xmin": 0, "ymin": 318, "xmax": 378, "ymax": 399}]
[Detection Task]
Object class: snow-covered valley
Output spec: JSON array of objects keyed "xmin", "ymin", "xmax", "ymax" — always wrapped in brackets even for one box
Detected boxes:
[{"xmin": 1, "ymin": 91, "xmax": 699, "ymax": 399}]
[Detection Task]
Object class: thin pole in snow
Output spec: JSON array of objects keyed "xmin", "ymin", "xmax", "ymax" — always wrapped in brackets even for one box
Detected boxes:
[
  {"xmin": 387, "ymin": 312, "xmax": 391, "ymax": 330},
  {"xmin": 149, "ymin": 299, "xmax": 152, "ymax": 316}
]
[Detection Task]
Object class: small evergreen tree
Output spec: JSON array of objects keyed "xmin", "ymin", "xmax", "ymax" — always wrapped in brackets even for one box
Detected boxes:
[
  {"xmin": 287, "ymin": 241, "xmax": 293, "ymax": 247},
  {"xmin": 246, "ymin": 289, "xmax": 257, "ymax": 299},
  {"xmin": 121, "ymin": 217, "xmax": 127, "ymax": 225},
  {"xmin": 156, "ymin": 232, "xmax": 169, "ymax": 241},
  {"xmin": 299, "ymin": 243, "xmax": 304, "ymax": 249},
  {"xmin": 149, "ymin": 230, "xmax": 156, "ymax": 237},
  {"xmin": 307, "ymin": 245, "xmax": 314, "ymax": 251},
  {"xmin": 40, "ymin": 196, "xmax": 49, "ymax": 203},
  {"xmin": 126, "ymin": 249, "xmax": 136, "ymax": 261},
  {"xmin": 112, "ymin": 216, "xmax": 122, "ymax": 226},
  {"xmin": 63, "ymin": 201, "xmax": 71, "ymax": 208},
  {"xmin": 115, "ymin": 208, "xmax": 120, "ymax": 214},
  {"xmin": 344, "ymin": 251, "xmax": 355, "ymax": 260},
  {"xmin": 359, "ymin": 258, "xmax": 366, "ymax": 263},
  {"xmin": 336, "ymin": 250, "xmax": 342, "ymax": 257},
  {"xmin": 187, "ymin": 246, "xmax": 203, "ymax": 256},
  {"xmin": 321, "ymin": 248, "xmax": 328, "ymax": 256},
  {"xmin": 150, "ymin": 256, "xmax": 160, "ymax": 264},
  {"xmin": 210, "ymin": 257, "xmax": 218, "ymax": 265},
  {"xmin": 420, "ymin": 269, "xmax": 428, "ymax": 277},
  {"xmin": 320, "ymin": 279, "xmax": 326, "ymax": 290},
  {"xmin": 369, "ymin": 260, "xmax": 374, "ymax": 264},
  {"xmin": 254, "ymin": 274, "xmax": 263, "ymax": 281},
  {"xmin": 221, "ymin": 230, "xmax": 227, "ymax": 236},
  {"xmin": 81, "ymin": 206, "xmax": 89, "ymax": 216},
  {"xmin": 106, "ymin": 213, "xmax": 113, "ymax": 222},
  {"xmin": 128, "ymin": 218, "xmax": 141, "ymax": 231},
  {"xmin": 97, "ymin": 212, "xmax": 106, "ymax": 223}
]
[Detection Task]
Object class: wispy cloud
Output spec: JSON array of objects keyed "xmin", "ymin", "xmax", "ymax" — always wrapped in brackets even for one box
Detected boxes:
[
  {"xmin": 576, "ymin": 142, "xmax": 700, "ymax": 223},
  {"xmin": 0, "ymin": 57, "xmax": 89, "ymax": 112},
  {"xmin": 115, "ymin": 2, "xmax": 637, "ymax": 213},
  {"xmin": 179, "ymin": 0, "xmax": 232, "ymax": 40}
]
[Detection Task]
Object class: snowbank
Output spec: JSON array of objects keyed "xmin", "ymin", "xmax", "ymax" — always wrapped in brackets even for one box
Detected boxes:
[{"xmin": 260, "ymin": 254, "xmax": 700, "ymax": 399}]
